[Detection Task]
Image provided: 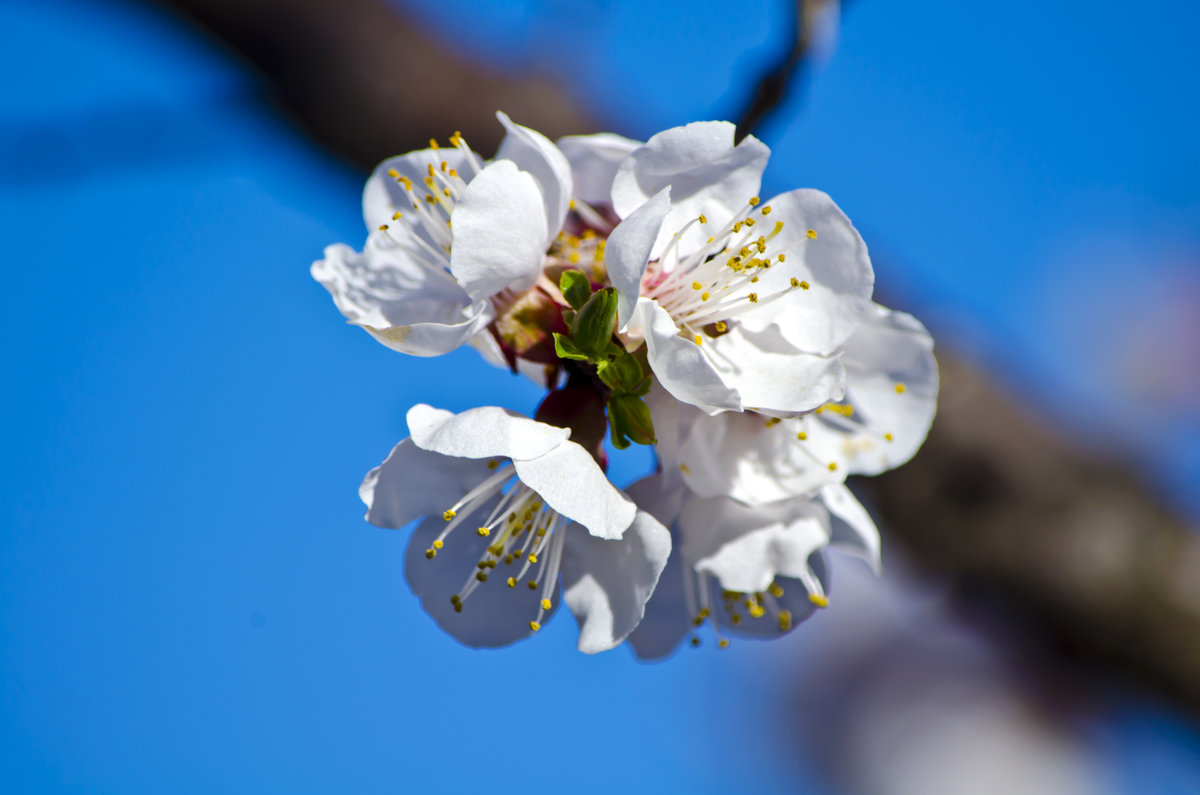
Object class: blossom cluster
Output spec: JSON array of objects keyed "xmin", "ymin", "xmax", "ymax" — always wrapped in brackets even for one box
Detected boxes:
[{"xmin": 313, "ymin": 114, "xmax": 937, "ymax": 655}]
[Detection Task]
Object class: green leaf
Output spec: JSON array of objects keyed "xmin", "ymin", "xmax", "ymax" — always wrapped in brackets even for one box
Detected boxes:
[
  {"xmin": 597, "ymin": 354, "xmax": 644, "ymax": 393},
  {"xmin": 570, "ymin": 287, "xmax": 619, "ymax": 359},
  {"xmin": 553, "ymin": 333, "xmax": 589, "ymax": 362},
  {"xmin": 559, "ymin": 270, "xmax": 592, "ymax": 311},
  {"xmin": 607, "ymin": 394, "xmax": 657, "ymax": 448}
]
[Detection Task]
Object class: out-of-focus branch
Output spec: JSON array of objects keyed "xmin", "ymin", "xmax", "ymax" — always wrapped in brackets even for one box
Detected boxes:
[
  {"xmin": 861, "ymin": 355, "xmax": 1200, "ymax": 712},
  {"xmin": 150, "ymin": 0, "xmax": 593, "ymax": 170},
  {"xmin": 147, "ymin": 0, "xmax": 1200, "ymax": 712},
  {"xmin": 734, "ymin": 0, "xmax": 837, "ymax": 141}
]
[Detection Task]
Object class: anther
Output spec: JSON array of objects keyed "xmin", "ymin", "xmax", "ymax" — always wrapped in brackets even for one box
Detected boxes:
[
  {"xmin": 806, "ymin": 229, "xmax": 817, "ymax": 239},
  {"xmin": 392, "ymin": 212, "xmax": 403, "ymax": 221},
  {"xmin": 808, "ymin": 594, "xmax": 829, "ymax": 608},
  {"xmin": 692, "ymin": 281, "xmax": 703, "ymax": 290},
  {"xmin": 828, "ymin": 462, "xmax": 838, "ymax": 471},
  {"xmin": 884, "ymin": 433, "xmax": 894, "ymax": 442},
  {"xmin": 698, "ymin": 214, "xmax": 708, "ymax": 224},
  {"xmin": 768, "ymin": 583, "xmax": 785, "ymax": 598},
  {"xmin": 797, "ymin": 431, "xmax": 808, "ymax": 440},
  {"xmin": 424, "ymin": 548, "xmax": 437, "ymax": 559},
  {"xmin": 894, "ymin": 383, "xmax": 907, "ymax": 394},
  {"xmin": 693, "ymin": 334, "xmax": 703, "ymax": 345},
  {"xmin": 387, "ymin": 168, "xmax": 400, "ymax": 178},
  {"xmin": 748, "ymin": 293, "xmax": 758, "ymax": 303},
  {"xmin": 442, "ymin": 510, "xmax": 456, "ymax": 521},
  {"xmin": 761, "ymin": 205, "xmax": 772, "ymax": 215},
  {"xmin": 507, "ymin": 577, "xmax": 516, "ymax": 588},
  {"xmin": 778, "ymin": 610, "xmax": 793, "ymax": 630},
  {"xmin": 475, "ymin": 571, "xmax": 488, "ymax": 583},
  {"xmin": 529, "ymin": 621, "xmax": 541, "ymax": 632},
  {"xmin": 527, "ymin": 581, "xmax": 538, "ymax": 590},
  {"xmin": 378, "ymin": 224, "xmax": 389, "ymax": 231},
  {"xmin": 714, "ymin": 321, "xmax": 727, "ymax": 333},
  {"xmin": 477, "ymin": 527, "xmax": 490, "ymax": 537},
  {"xmin": 718, "ymin": 639, "xmax": 730, "ymax": 648},
  {"xmin": 540, "ymin": 598, "xmax": 552, "ymax": 610},
  {"xmin": 749, "ymin": 196, "xmax": 760, "ymax": 206}
]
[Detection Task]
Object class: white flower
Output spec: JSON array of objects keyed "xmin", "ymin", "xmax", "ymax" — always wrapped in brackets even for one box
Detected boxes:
[
  {"xmin": 312, "ymin": 113, "xmax": 574, "ymax": 357},
  {"xmin": 602, "ymin": 121, "xmax": 876, "ymax": 416},
  {"xmin": 360, "ymin": 404, "xmax": 671, "ymax": 652},
  {"xmin": 624, "ymin": 474, "xmax": 880, "ymax": 658},
  {"xmin": 654, "ymin": 303, "xmax": 938, "ymax": 506}
]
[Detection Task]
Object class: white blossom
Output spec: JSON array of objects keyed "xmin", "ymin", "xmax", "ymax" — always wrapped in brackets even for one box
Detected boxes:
[
  {"xmin": 361, "ymin": 404, "xmax": 671, "ymax": 652},
  {"xmin": 602, "ymin": 121, "xmax": 875, "ymax": 416},
  {"xmin": 624, "ymin": 474, "xmax": 879, "ymax": 658},
  {"xmin": 653, "ymin": 303, "xmax": 938, "ymax": 506},
  {"xmin": 313, "ymin": 114, "xmax": 573, "ymax": 358}
]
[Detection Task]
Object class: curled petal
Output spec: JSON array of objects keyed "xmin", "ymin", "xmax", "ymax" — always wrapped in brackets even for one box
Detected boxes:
[
  {"xmin": 312, "ymin": 239, "xmax": 492, "ymax": 357},
  {"xmin": 406, "ymin": 404, "xmax": 568, "ymax": 462},
  {"xmin": 608, "ymin": 187, "xmax": 671, "ymax": 331},
  {"xmin": 513, "ymin": 442, "xmax": 636, "ymax": 540},
  {"xmin": 449, "ymin": 160, "xmax": 548, "ymax": 302},
  {"xmin": 818, "ymin": 483, "xmax": 881, "ymax": 573},
  {"xmin": 495, "ymin": 111, "xmax": 573, "ymax": 245},
  {"xmin": 560, "ymin": 511, "xmax": 672, "ymax": 654},
  {"xmin": 556, "ymin": 132, "xmax": 641, "ymax": 207}
]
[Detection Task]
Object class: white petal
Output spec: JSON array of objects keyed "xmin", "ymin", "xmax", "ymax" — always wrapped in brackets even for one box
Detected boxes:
[
  {"xmin": 704, "ymin": 324, "xmax": 846, "ymax": 415},
  {"xmin": 312, "ymin": 239, "xmax": 493, "ymax": 356},
  {"xmin": 737, "ymin": 189, "xmax": 874, "ymax": 354},
  {"xmin": 801, "ymin": 304, "xmax": 938, "ymax": 475},
  {"xmin": 406, "ymin": 404, "xmax": 568, "ymax": 461},
  {"xmin": 449, "ymin": 160, "xmax": 548, "ymax": 302},
  {"xmin": 608, "ymin": 188, "xmax": 671, "ymax": 331},
  {"xmin": 674, "ymin": 408, "xmax": 842, "ymax": 505},
  {"xmin": 612, "ymin": 121, "xmax": 769, "ymax": 258},
  {"xmin": 560, "ymin": 511, "xmax": 672, "ymax": 654},
  {"xmin": 359, "ymin": 438, "xmax": 494, "ymax": 529},
  {"xmin": 362, "ymin": 147, "xmax": 478, "ymax": 236},
  {"xmin": 626, "ymin": 541, "xmax": 689, "ymax": 660},
  {"xmin": 513, "ymin": 442, "xmax": 636, "ymax": 540},
  {"xmin": 679, "ymin": 495, "xmax": 830, "ymax": 594},
  {"xmin": 495, "ymin": 111, "xmax": 573, "ymax": 245},
  {"xmin": 555, "ymin": 132, "xmax": 641, "ymax": 207},
  {"xmin": 637, "ymin": 299, "xmax": 741, "ymax": 415},
  {"xmin": 818, "ymin": 483, "xmax": 881, "ymax": 572},
  {"xmin": 403, "ymin": 506, "xmax": 559, "ymax": 648}
]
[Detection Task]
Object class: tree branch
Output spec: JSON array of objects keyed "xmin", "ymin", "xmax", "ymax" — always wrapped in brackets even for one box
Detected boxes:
[{"xmin": 149, "ymin": 0, "xmax": 593, "ymax": 170}]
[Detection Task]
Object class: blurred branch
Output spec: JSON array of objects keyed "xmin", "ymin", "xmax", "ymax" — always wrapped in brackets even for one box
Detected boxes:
[
  {"xmin": 734, "ymin": 0, "xmax": 837, "ymax": 141},
  {"xmin": 149, "ymin": 0, "xmax": 593, "ymax": 170},
  {"xmin": 148, "ymin": 0, "xmax": 1200, "ymax": 713},
  {"xmin": 861, "ymin": 355, "xmax": 1200, "ymax": 713}
]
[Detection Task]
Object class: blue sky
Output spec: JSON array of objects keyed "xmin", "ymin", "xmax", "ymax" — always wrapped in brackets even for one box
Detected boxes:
[{"xmin": 2, "ymin": 0, "xmax": 1198, "ymax": 791}]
